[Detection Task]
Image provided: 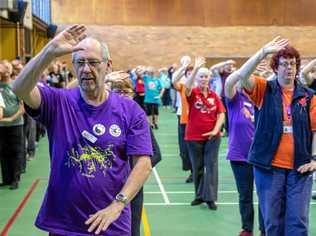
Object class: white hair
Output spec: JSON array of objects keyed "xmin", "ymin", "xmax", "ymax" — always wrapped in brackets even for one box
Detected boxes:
[
  {"xmin": 72, "ymin": 37, "xmax": 110, "ymax": 62},
  {"xmin": 196, "ymin": 67, "xmax": 210, "ymax": 78}
]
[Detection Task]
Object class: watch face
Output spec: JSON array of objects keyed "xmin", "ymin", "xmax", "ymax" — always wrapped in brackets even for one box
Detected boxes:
[{"xmin": 116, "ymin": 193, "xmax": 128, "ymax": 204}]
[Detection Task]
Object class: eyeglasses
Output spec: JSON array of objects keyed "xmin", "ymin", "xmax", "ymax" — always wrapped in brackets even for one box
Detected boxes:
[
  {"xmin": 279, "ymin": 61, "xmax": 297, "ymax": 68},
  {"xmin": 112, "ymin": 88, "xmax": 134, "ymax": 96},
  {"xmin": 73, "ymin": 59, "xmax": 106, "ymax": 68}
]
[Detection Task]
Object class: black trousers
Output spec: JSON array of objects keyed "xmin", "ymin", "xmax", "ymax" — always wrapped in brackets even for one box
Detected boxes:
[
  {"xmin": 177, "ymin": 116, "xmax": 191, "ymax": 171},
  {"xmin": 0, "ymin": 125, "xmax": 24, "ymax": 184},
  {"xmin": 230, "ymin": 161, "xmax": 265, "ymax": 233},
  {"xmin": 134, "ymin": 94, "xmax": 145, "ymax": 111},
  {"xmin": 131, "ymin": 188, "xmax": 144, "ymax": 236},
  {"xmin": 187, "ymin": 138, "xmax": 220, "ymax": 201},
  {"xmin": 24, "ymin": 114, "xmax": 36, "ymax": 155}
]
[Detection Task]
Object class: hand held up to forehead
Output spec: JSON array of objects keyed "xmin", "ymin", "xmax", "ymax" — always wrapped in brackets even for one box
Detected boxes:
[
  {"xmin": 194, "ymin": 56, "xmax": 206, "ymax": 69},
  {"xmin": 180, "ymin": 55, "xmax": 191, "ymax": 68},
  {"xmin": 261, "ymin": 36, "xmax": 289, "ymax": 57}
]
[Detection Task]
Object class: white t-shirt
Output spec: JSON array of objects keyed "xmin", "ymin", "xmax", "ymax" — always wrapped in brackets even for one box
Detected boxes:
[
  {"xmin": 0, "ymin": 93, "xmax": 5, "ymax": 108},
  {"xmin": 176, "ymin": 91, "xmax": 182, "ymax": 115}
]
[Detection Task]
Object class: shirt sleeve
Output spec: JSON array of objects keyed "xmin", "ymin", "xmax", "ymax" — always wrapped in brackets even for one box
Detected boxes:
[
  {"xmin": 158, "ymin": 79, "xmax": 163, "ymax": 91},
  {"xmin": 243, "ymin": 76, "xmax": 267, "ymax": 108},
  {"xmin": 126, "ymin": 103, "xmax": 153, "ymax": 157},
  {"xmin": 186, "ymin": 87, "xmax": 197, "ymax": 103},
  {"xmin": 24, "ymin": 86, "xmax": 61, "ymax": 127},
  {"xmin": 310, "ymin": 96, "xmax": 316, "ymax": 131},
  {"xmin": 0, "ymin": 92, "xmax": 5, "ymax": 108}
]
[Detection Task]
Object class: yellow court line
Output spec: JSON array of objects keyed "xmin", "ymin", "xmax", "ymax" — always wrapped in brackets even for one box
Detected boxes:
[{"xmin": 141, "ymin": 206, "xmax": 151, "ymax": 236}]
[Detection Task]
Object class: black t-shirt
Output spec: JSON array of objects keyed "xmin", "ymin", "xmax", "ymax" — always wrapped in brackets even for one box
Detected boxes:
[{"xmin": 309, "ymin": 79, "xmax": 316, "ymax": 93}]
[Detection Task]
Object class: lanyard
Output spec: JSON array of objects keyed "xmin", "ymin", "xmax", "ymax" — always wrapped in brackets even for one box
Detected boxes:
[{"xmin": 277, "ymin": 81, "xmax": 293, "ymax": 122}]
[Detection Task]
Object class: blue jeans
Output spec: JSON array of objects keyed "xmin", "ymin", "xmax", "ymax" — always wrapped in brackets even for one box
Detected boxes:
[
  {"xmin": 254, "ymin": 167, "xmax": 313, "ymax": 236},
  {"xmin": 230, "ymin": 161, "xmax": 265, "ymax": 233}
]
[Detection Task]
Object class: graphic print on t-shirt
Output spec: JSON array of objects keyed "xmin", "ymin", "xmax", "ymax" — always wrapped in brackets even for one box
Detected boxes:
[
  {"xmin": 194, "ymin": 95, "xmax": 216, "ymax": 114},
  {"xmin": 66, "ymin": 143, "xmax": 116, "ymax": 178},
  {"xmin": 148, "ymin": 81, "xmax": 157, "ymax": 90}
]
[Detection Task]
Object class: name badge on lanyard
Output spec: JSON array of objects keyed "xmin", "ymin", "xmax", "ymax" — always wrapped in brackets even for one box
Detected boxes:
[
  {"xmin": 286, "ymin": 105, "xmax": 291, "ymax": 121},
  {"xmin": 283, "ymin": 125, "xmax": 293, "ymax": 134},
  {"xmin": 283, "ymin": 103, "xmax": 292, "ymax": 134}
]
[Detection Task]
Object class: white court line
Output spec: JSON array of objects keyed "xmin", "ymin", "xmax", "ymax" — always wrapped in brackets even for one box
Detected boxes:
[
  {"xmin": 162, "ymin": 153, "xmax": 227, "ymax": 157},
  {"xmin": 160, "ymin": 154, "xmax": 178, "ymax": 157},
  {"xmin": 152, "ymin": 167, "xmax": 171, "ymax": 204},
  {"xmin": 145, "ymin": 191, "xmax": 238, "ymax": 194},
  {"xmin": 144, "ymin": 202, "xmax": 258, "ymax": 206},
  {"xmin": 145, "ymin": 190, "xmax": 316, "ymax": 194},
  {"xmin": 144, "ymin": 201, "xmax": 316, "ymax": 206}
]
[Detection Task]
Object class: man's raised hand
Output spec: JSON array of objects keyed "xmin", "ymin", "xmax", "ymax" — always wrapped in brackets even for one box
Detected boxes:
[{"xmin": 49, "ymin": 24, "xmax": 87, "ymax": 57}]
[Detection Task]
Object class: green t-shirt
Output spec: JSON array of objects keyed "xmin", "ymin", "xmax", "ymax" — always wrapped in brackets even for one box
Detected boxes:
[{"xmin": 0, "ymin": 81, "xmax": 24, "ymax": 127}]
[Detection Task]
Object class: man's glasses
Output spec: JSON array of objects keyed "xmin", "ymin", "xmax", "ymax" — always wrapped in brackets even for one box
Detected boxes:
[{"xmin": 73, "ymin": 59, "xmax": 106, "ymax": 68}]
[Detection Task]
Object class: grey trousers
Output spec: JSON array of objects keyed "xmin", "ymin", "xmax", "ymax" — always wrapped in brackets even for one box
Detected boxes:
[{"xmin": 187, "ymin": 137, "xmax": 220, "ymax": 202}]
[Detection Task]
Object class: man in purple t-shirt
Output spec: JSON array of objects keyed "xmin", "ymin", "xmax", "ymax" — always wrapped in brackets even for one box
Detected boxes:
[{"xmin": 12, "ymin": 25, "xmax": 153, "ymax": 236}]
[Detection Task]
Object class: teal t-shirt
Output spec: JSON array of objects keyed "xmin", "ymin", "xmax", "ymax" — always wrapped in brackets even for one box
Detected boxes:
[
  {"xmin": 143, "ymin": 75, "xmax": 163, "ymax": 105},
  {"xmin": 0, "ymin": 81, "xmax": 24, "ymax": 127},
  {"xmin": 159, "ymin": 73, "xmax": 171, "ymax": 89}
]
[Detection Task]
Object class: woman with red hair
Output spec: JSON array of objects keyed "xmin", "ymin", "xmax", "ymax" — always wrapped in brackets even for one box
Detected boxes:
[{"xmin": 229, "ymin": 37, "xmax": 316, "ymax": 236}]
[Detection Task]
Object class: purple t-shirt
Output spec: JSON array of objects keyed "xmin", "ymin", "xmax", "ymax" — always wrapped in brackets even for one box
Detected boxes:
[
  {"xmin": 226, "ymin": 92, "xmax": 254, "ymax": 161},
  {"xmin": 26, "ymin": 86, "xmax": 153, "ymax": 236}
]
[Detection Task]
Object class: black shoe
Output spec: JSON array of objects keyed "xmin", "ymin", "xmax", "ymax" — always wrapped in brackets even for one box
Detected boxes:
[
  {"xmin": 206, "ymin": 201, "xmax": 217, "ymax": 210},
  {"xmin": 312, "ymin": 194, "xmax": 316, "ymax": 200},
  {"xmin": 154, "ymin": 124, "xmax": 158, "ymax": 129},
  {"xmin": 191, "ymin": 199, "xmax": 204, "ymax": 206},
  {"xmin": 9, "ymin": 182, "xmax": 19, "ymax": 190},
  {"xmin": 0, "ymin": 183, "xmax": 9, "ymax": 187},
  {"xmin": 185, "ymin": 174, "xmax": 193, "ymax": 183}
]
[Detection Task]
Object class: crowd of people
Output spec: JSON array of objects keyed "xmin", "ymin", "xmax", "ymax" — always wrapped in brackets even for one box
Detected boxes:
[
  {"xmin": 1, "ymin": 24, "xmax": 316, "ymax": 236},
  {"xmin": 0, "ymin": 58, "xmax": 75, "ymax": 190}
]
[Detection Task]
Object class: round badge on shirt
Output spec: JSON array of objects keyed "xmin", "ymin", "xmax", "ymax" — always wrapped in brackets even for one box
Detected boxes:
[
  {"xmin": 93, "ymin": 124, "xmax": 106, "ymax": 136},
  {"xmin": 109, "ymin": 124, "xmax": 122, "ymax": 137},
  {"xmin": 148, "ymin": 81, "xmax": 156, "ymax": 90}
]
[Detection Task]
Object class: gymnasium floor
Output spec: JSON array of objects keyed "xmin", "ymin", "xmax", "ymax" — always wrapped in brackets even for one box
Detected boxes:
[{"xmin": 1, "ymin": 109, "xmax": 316, "ymax": 236}]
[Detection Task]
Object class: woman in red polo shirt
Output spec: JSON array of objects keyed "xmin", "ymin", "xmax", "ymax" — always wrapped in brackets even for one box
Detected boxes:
[{"xmin": 185, "ymin": 57, "xmax": 225, "ymax": 210}]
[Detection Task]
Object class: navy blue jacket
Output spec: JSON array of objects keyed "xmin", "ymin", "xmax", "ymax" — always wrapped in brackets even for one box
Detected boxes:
[{"xmin": 248, "ymin": 79, "xmax": 314, "ymax": 169}]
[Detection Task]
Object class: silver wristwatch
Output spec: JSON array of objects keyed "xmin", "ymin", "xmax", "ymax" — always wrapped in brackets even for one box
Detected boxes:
[{"xmin": 115, "ymin": 193, "xmax": 128, "ymax": 205}]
